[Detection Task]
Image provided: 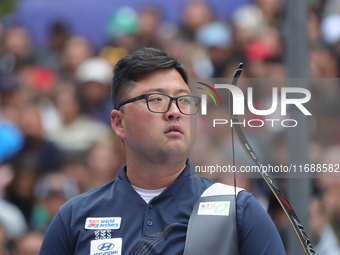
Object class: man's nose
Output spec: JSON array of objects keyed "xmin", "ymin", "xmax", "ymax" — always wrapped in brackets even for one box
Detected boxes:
[{"xmin": 165, "ymin": 100, "xmax": 181, "ymax": 120}]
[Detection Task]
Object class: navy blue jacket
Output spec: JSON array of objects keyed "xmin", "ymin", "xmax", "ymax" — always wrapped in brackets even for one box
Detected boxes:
[{"xmin": 39, "ymin": 159, "xmax": 285, "ymax": 255}]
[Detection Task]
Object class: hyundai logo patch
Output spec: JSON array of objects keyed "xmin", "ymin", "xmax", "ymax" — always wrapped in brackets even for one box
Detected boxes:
[{"xmin": 98, "ymin": 242, "xmax": 114, "ymax": 251}]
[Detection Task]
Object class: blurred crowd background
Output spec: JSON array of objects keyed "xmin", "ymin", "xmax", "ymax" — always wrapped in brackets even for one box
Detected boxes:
[{"xmin": 0, "ymin": 0, "xmax": 340, "ymax": 254}]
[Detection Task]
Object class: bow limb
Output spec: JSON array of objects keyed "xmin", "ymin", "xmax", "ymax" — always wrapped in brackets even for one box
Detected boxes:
[{"xmin": 228, "ymin": 64, "xmax": 316, "ymax": 255}]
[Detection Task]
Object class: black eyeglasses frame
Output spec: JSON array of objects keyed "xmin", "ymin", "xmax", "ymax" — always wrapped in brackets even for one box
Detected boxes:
[{"xmin": 117, "ymin": 92, "xmax": 201, "ymax": 115}]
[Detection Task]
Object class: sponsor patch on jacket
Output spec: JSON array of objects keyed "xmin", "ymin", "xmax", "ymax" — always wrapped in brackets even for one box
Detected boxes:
[
  {"xmin": 197, "ymin": 201, "xmax": 230, "ymax": 216},
  {"xmin": 90, "ymin": 238, "xmax": 122, "ymax": 255},
  {"xmin": 85, "ymin": 217, "xmax": 121, "ymax": 229}
]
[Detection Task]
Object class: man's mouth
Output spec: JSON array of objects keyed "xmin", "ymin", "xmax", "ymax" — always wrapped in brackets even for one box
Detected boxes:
[{"xmin": 165, "ymin": 125, "xmax": 183, "ymax": 134}]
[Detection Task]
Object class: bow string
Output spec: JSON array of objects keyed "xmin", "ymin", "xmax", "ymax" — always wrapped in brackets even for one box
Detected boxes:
[{"xmin": 228, "ymin": 63, "xmax": 316, "ymax": 255}]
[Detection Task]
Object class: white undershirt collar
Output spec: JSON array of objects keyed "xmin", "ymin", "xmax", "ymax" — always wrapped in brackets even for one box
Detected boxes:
[{"xmin": 132, "ymin": 185, "xmax": 166, "ymax": 203}]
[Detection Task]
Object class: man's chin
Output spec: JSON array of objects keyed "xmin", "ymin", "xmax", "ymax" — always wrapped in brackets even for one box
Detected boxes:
[{"xmin": 165, "ymin": 145, "xmax": 190, "ymax": 159}]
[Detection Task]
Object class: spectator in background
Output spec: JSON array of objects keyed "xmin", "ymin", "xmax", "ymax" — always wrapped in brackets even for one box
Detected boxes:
[
  {"xmin": 13, "ymin": 231, "xmax": 44, "ymax": 255},
  {"xmin": 162, "ymin": 38, "xmax": 197, "ymax": 78},
  {"xmin": 75, "ymin": 57, "xmax": 113, "ymax": 125},
  {"xmin": 18, "ymin": 65, "xmax": 61, "ymax": 135},
  {"xmin": 1, "ymin": 26, "xmax": 37, "ymax": 73},
  {"xmin": 316, "ymin": 146, "xmax": 340, "ymax": 239},
  {"xmin": 0, "ymin": 74, "xmax": 29, "ymax": 125},
  {"xmin": 84, "ymin": 136, "xmax": 125, "ymax": 191},
  {"xmin": 313, "ymin": 93, "xmax": 340, "ymax": 147},
  {"xmin": 196, "ymin": 21, "xmax": 232, "ymax": 77},
  {"xmin": 244, "ymin": 25, "xmax": 283, "ymax": 64},
  {"xmin": 179, "ymin": 0, "xmax": 214, "ymax": 41},
  {"xmin": 231, "ymin": 4, "xmax": 266, "ymax": 60},
  {"xmin": 255, "ymin": 0, "xmax": 283, "ymax": 25},
  {"xmin": 60, "ymin": 36, "xmax": 93, "ymax": 80},
  {"xmin": 31, "ymin": 172, "xmax": 79, "ymax": 232},
  {"xmin": 308, "ymin": 10, "xmax": 322, "ymax": 47},
  {"xmin": 137, "ymin": 7, "xmax": 163, "ymax": 49},
  {"xmin": 0, "ymin": 164, "xmax": 27, "ymax": 241},
  {"xmin": 0, "ymin": 223, "xmax": 9, "ymax": 255},
  {"xmin": 58, "ymin": 154, "xmax": 91, "ymax": 195},
  {"xmin": 54, "ymin": 139, "xmax": 124, "ymax": 195},
  {"xmin": 309, "ymin": 196, "xmax": 340, "ymax": 255},
  {"xmin": 99, "ymin": 46, "xmax": 129, "ymax": 67},
  {"xmin": 309, "ymin": 45, "xmax": 340, "ymax": 78},
  {"xmin": 5, "ymin": 160, "xmax": 41, "ymax": 226},
  {"xmin": 58, "ymin": 134, "xmax": 125, "ymax": 193},
  {"xmin": 37, "ymin": 22, "xmax": 70, "ymax": 72},
  {"xmin": 9, "ymin": 105, "xmax": 63, "ymax": 173},
  {"xmin": 45, "ymin": 80, "xmax": 111, "ymax": 153},
  {"xmin": 106, "ymin": 6, "xmax": 140, "ymax": 53}
]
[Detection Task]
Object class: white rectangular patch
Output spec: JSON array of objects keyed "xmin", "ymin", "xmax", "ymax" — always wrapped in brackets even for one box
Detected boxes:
[
  {"xmin": 85, "ymin": 217, "xmax": 121, "ymax": 230},
  {"xmin": 90, "ymin": 238, "xmax": 122, "ymax": 255},
  {"xmin": 197, "ymin": 201, "xmax": 230, "ymax": 216}
]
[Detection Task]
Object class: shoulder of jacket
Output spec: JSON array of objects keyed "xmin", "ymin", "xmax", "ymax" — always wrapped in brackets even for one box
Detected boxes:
[{"xmin": 201, "ymin": 182, "xmax": 245, "ymax": 197}]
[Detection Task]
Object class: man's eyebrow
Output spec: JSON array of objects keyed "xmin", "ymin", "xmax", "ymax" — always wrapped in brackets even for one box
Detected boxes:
[
  {"xmin": 176, "ymin": 88, "xmax": 192, "ymax": 95},
  {"xmin": 144, "ymin": 88, "xmax": 192, "ymax": 95}
]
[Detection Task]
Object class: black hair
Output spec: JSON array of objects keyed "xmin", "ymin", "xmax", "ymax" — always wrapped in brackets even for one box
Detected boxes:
[{"xmin": 111, "ymin": 47, "xmax": 188, "ymax": 109}]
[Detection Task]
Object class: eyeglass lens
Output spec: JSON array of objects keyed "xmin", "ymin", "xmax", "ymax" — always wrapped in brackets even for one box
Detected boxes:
[{"xmin": 147, "ymin": 94, "xmax": 199, "ymax": 114}]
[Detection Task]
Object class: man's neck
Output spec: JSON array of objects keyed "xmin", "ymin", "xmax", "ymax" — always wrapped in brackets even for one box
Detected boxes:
[{"xmin": 125, "ymin": 157, "xmax": 187, "ymax": 190}]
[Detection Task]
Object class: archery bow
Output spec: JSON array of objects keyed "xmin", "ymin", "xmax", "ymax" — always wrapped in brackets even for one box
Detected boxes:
[{"xmin": 228, "ymin": 63, "xmax": 316, "ymax": 255}]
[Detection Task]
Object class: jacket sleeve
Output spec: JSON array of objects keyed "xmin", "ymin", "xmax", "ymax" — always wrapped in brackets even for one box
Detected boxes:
[
  {"xmin": 39, "ymin": 211, "xmax": 72, "ymax": 255},
  {"xmin": 237, "ymin": 191, "xmax": 286, "ymax": 255}
]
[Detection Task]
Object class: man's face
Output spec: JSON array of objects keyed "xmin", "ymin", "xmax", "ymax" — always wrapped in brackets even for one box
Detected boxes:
[{"xmin": 111, "ymin": 68, "xmax": 196, "ymax": 164}]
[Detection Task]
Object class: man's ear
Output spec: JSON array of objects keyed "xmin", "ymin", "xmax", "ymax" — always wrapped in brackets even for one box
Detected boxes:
[{"xmin": 110, "ymin": 110, "xmax": 125, "ymax": 140}]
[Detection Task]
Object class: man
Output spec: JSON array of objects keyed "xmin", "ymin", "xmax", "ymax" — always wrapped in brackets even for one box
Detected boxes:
[{"xmin": 39, "ymin": 47, "xmax": 285, "ymax": 254}]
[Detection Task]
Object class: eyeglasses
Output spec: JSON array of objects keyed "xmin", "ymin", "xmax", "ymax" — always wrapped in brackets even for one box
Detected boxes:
[{"xmin": 117, "ymin": 93, "xmax": 201, "ymax": 115}]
